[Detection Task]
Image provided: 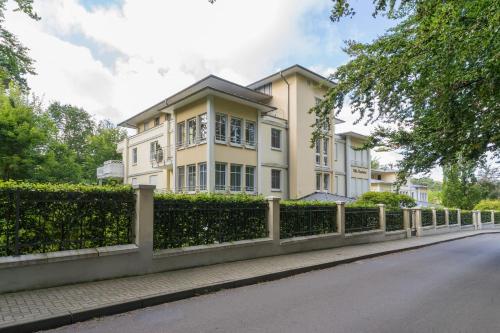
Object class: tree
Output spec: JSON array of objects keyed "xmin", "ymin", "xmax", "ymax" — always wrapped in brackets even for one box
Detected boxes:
[
  {"xmin": 313, "ymin": 0, "xmax": 500, "ymax": 182},
  {"xmin": 0, "ymin": 81, "xmax": 47, "ymax": 180},
  {"xmin": 0, "ymin": 0, "xmax": 39, "ymax": 90},
  {"xmin": 441, "ymin": 160, "xmax": 482, "ymax": 209},
  {"xmin": 370, "ymin": 156, "xmax": 380, "ymax": 169}
]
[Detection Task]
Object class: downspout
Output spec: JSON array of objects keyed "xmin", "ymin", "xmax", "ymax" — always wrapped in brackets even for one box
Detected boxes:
[{"xmin": 280, "ymin": 71, "xmax": 291, "ymax": 199}]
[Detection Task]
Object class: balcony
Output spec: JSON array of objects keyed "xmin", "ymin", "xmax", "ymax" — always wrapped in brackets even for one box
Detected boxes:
[
  {"xmin": 151, "ymin": 145, "xmax": 174, "ymax": 169},
  {"xmin": 97, "ymin": 160, "xmax": 124, "ymax": 179},
  {"xmin": 351, "ymin": 160, "xmax": 369, "ymax": 168}
]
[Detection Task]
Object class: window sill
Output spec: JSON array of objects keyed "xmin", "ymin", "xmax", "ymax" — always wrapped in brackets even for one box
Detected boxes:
[
  {"xmin": 271, "ymin": 147, "xmax": 282, "ymax": 151},
  {"xmin": 245, "ymin": 144, "xmax": 256, "ymax": 150},
  {"xmin": 271, "ymin": 189, "xmax": 282, "ymax": 192},
  {"xmin": 229, "ymin": 142, "xmax": 243, "ymax": 148},
  {"xmin": 215, "ymin": 140, "xmax": 227, "ymax": 145}
]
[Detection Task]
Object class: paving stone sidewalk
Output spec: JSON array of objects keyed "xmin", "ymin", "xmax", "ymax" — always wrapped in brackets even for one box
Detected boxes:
[{"xmin": 0, "ymin": 230, "xmax": 497, "ymax": 332}]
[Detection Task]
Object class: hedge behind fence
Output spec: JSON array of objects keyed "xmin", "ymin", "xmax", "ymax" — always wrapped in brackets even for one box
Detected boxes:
[
  {"xmin": 153, "ymin": 193, "xmax": 267, "ymax": 250},
  {"xmin": 436, "ymin": 210, "xmax": 446, "ymax": 225},
  {"xmin": 448, "ymin": 210, "xmax": 458, "ymax": 224},
  {"xmin": 0, "ymin": 181, "xmax": 135, "ymax": 256},
  {"xmin": 386, "ymin": 209, "xmax": 404, "ymax": 231},
  {"xmin": 461, "ymin": 211, "xmax": 473, "ymax": 225},
  {"xmin": 421, "ymin": 209, "xmax": 434, "ymax": 227},
  {"xmin": 345, "ymin": 207, "xmax": 379, "ymax": 233},
  {"xmin": 280, "ymin": 201, "xmax": 337, "ymax": 239}
]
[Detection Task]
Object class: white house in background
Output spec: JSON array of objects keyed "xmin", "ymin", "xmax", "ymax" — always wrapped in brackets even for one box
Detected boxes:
[{"xmin": 371, "ymin": 168, "xmax": 429, "ymax": 207}]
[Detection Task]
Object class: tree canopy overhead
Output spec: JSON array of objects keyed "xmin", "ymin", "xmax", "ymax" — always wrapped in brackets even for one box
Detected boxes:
[{"xmin": 313, "ymin": 0, "xmax": 499, "ymax": 180}]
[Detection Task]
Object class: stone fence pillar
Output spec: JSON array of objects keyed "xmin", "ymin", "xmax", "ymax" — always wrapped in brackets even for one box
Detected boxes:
[
  {"xmin": 133, "ymin": 184, "xmax": 155, "ymax": 269},
  {"xmin": 377, "ymin": 204, "xmax": 386, "ymax": 232},
  {"xmin": 413, "ymin": 207, "xmax": 423, "ymax": 237},
  {"xmin": 336, "ymin": 201, "xmax": 346, "ymax": 236},
  {"xmin": 457, "ymin": 209, "xmax": 462, "ymax": 228},
  {"xmin": 431, "ymin": 208, "xmax": 437, "ymax": 229},
  {"xmin": 267, "ymin": 196, "xmax": 281, "ymax": 244},
  {"xmin": 403, "ymin": 208, "xmax": 411, "ymax": 238},
  {"xmin": 444, "ymin": 208, "xmax": 449, "ymax": 226}
]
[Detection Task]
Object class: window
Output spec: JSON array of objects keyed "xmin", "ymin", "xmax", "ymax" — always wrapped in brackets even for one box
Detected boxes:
[
  {"xmin": 132, "ymin": 148, "xmax": 137, "ymax": 165},
  {"xmin": 316, "ymin": 173, "xmax": 321, "ymax": 191},
  {"xmin": 230, "ymin": 165, "xmax": 242, "ymax": 191},
  {"xmin": 271, "ymin": 128, "xmax": 281, "ymax": 149},
  {"xmin": 377, "ymin": 175, "xmax": 382, "ymax": 180},
  {"xmin": 187, "ymin": 118, "xmax": 197, "ymax": 145},
  {"xmin": 215, "ymin": 114, "xmax": 227, "ymax": 142},
  {"xmin": 315, "ymin": 139, "xmax": 321, "ymax": 166},
  {"xmin": 323, "ymin": 174, "xmax": 330, "ymax": 191},
  {"xmin": 198, "ymin": 163, "xmax": 207, "ymax": 191},
  {"xmin": 154, "ymin": 117, "xmax": 160, "ymax": 127},
  {"xmin": 256, "ymin": 83, "xmax": 272, "ymax": 95},
  {"xmin": 149, "ymin": 175, "xmax": 158, "ymax": 186},
  {"xmin": 334, "ymin": 143, "xmax": 338, "ymax": 161},
  {"xmin": 335, "ymin": 176, "xmax": 339, "ymax": 194},
  {"xmin": 323, "ymin": 138, "xmax": 328, "ymax": 167},
  {"xmin": 144, "ymin": 121, "xmax": 149, "ymax": 131},
  {"xmin": 245, "ymin": 166, "xmax": 255, "ymax": 192},
  {"xmin": 177, "ymin": 166, "xmax": 185, "ymax": 192},
  {"xmin": 187, "ymin": 164, "xmax": 196, "ymax": 191},
  {"xmin": 230, "ymin": 118, "xmax": 242, "ymax": 144},
  {"xmin": 150, "ymin": 141, "xmax": 158, "ymax": 161},
  {"xmin": 176, "ymin": 122, "xmax": 185, "ymax": 147},
  {"xmin": 198, "ymin": 113, "xmax": 207, "ymax": 142},
  {"xmin": 131, "ymin": 178, "xmax": 137, "ymax": 186},
  {"xmin": 245, "ymin": 121, "xmax": 256, "ymax": 146},
  {"xmin": 215, "ymin": 163, "xmax": 227, "ymax": 191},
  {"xmin": 271, "ymin": 169, "xmax": 281, "ymax": 191}
]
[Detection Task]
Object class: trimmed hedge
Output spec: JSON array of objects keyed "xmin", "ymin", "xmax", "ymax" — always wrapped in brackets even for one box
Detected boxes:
[
  {"xmin": 280, "ymin": 201, "xmax": 337, "ymax": 239},
  {"xmin": 474, "ymin": 199, "xmax": 500, "ymax": 211},
  {"xmin": 350, "ymin": 191, "xmax": 416, "ymax": 209},
  {"xmin": 153, "ymin": 193, "xmax": 267, "ymax": 249},
  {"xmin": 0, "ymin": 181, "xmax": 135, "ymax": 256}
]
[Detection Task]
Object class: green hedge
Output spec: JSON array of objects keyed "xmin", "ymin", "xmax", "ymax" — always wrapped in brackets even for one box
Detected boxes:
[
  {"xmin": 0, "ymin": 181, "xmax": 135, "ymax": 256},
  {"xmin": 448, "ymin": 209, "xmax": 458, "ymax": 224},
  {"xmin": 350, "ymin": 191, "xmax": 416, "ymax": 210},
  {"xmin": 481, "ymin": 211, "xmax": 492, "ymax": 223},
  {"xmin": 474, "ymin": 199, "xmax": 500, "ymax": 211},
  {"xmin": 153, "ymin": 193, "xmax": 267, "ymax": 249},
  {"xmin": 421, "ymin": 209, "xmax": 434, "ymax": 227},
  {"xmin": 280, "ymin": 201, "xmax": 337, "ymax": 239},
  {"xmin": 345, "ymin": 207, "xmax": 380, "ymax": 233},
  {"xmin": 436, "ymin": 209, "xmax": 446, "ymax": 225}
]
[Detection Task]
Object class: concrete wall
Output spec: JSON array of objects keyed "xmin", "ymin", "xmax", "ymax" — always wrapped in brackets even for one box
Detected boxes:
[{"xmin": 2, "ymin": 189, "xmax": 497, "ymax": 294}]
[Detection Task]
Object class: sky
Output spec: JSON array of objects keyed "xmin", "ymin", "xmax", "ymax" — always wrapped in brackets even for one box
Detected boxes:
[{"xmin": 5, "ymin": 0, "xmax": 443, "ymax": 180}]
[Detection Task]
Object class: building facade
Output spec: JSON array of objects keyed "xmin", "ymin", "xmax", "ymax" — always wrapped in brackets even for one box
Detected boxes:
[
  {"xmin": 116, "ymin": 65, "xmax": 371, "ymax": 200},
  {"xmin": 370, "ymin": 169, "xmax": 429, "ymax": 206}
]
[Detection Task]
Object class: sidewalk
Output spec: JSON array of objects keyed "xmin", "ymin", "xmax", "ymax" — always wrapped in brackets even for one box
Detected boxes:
[{"xmin": 1, "ymin": 230, "xmax": 498, "ymax": 333}]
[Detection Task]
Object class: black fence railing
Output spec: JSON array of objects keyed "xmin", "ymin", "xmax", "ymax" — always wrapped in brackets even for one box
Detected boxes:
[
  {"xmin": 421, "ymin": 209, "xmax": 434, "ymax": 227},
  {"xmin": 448, "ymin": 210, "xmax": 458, "ymax": 224},
  {"xmin": 461, "ymin": 211, "xmax": 473, "ymax": 225},
  {"xmin": 345, "ymin": 208, "xmax": 379, "ymax": 233},
  {"xmin": 280, "ymin": 204, "xmax": 337, "ymax": 239},
  {"xmin": 153, "ymin": 199, "xmax": 267, "ymax": 250},
  {"xmin": 385, "ymin": 209, "xmax": 404, "ymax": 231},
  {"xmin": 481, "ymin": 211, "xmax": 492, "ymax": 223},
  {"xmin": 436, "ymin": 210, "xmax": 446, "ymax": 226},
  {"xmin": 495, "ymin": 212, "xmax": 500, "ymax": 224},
  {"xmin": 0, "ymin": 189, "xmax": 135, "ymax": 256}
]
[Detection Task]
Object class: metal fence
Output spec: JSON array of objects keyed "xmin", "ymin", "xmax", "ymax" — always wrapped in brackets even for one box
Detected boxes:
[
  {"xmin": 436, "ymin": 210, "xmax": 446, "ymax": 226},
  {"xmin": 448, "ymin": 210, "xmax": 458, "ymax": 224},
  {"xmin": 345, "ymin": 208, "xmax": 380, "ymax": 233},
  {"xmin": 421, "ymin": 209, "xmax": 434, "ymax": 227},
  {"xmin": 153, "ymin": 200, "xmax": 267, "ymax": 250},
  {"xmin": 0, "ymin": 189, "xmax": 135, "ymax": 256},
  {"xmin": 280, "ymin": 205, "xmax": 337, "ymax": 239},
  {"xmin": 496, "ymin": 212, "xmax": 500, "ymax": 224},
  {"xmin": 385, "ymin": 209, "xmax": 404, "ymax": 231},
  {"xmin": 481, "ymin": 211, "xmax": 492, "ymax": 223},
  {"xmin": 461, "ymin": 211, "xmax": 473, "ymax": 225}
]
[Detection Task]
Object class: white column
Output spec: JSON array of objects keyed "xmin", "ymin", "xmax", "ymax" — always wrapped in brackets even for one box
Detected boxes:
[
  {"xmin": 257, "ymin": 110, "xmax": 263, "ymax": 195},
  {"xmin": 206, "ymin": 96, "xmax": 215, "ymax": 192}
]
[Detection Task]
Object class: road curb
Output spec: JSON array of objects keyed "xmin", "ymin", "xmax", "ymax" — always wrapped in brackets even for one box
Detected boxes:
[{"xmin": 1, "ymin": 231, "xmax": 498, "ymax": 333}]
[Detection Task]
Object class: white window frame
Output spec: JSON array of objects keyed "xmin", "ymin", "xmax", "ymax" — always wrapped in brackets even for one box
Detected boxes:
[
  {"xmin": 215, "ymin": 113, "xmax": 227, "ymax": 142},
  {"xmin": 230, "ymin": 117, "xmax": 243, "ymax": 145},
  {"xmin": 316, "ymin": 173, "xmax": 321, "ymax": 191},
  {"xmin": 187, "ymin": 164, "xmax": 196, "ymax": 192},
  {"xmin": 132, "ymin": 147, "xmax": 137, "ymax": 165},
  {"xmin": 230, "ymin": 164, "xmax": 242, "ymax": 192},
  {"xmin": 150, "ymin": 141, "xmax": 158, "ymax": 161},
  {"xmin": 198, "ymin": 162, "xmax": 207, "ymax": 191},
  {"xmin": 131, "ymin": 178, "xmax": 137, "ymax": 186},
  {"xmin": 315, "ymin": 139, "xmax": 321, "ymax": 166},
  {"xmin": 187, "ymin": 118, "xmax": 197, "ymax": 146},
  {"xmin": 245, "ymin": 166, "xmax": 256, "ymax": 193},
  {"xmin": 271, "ymin": 128, "xmax": 281, "ymax": 150},
  {"xmin": 245, "ymin": 121, "xmax": 256, "ymax": 147},
  {"xmin": 323, "ymin": 138, "xmax": 329, "ymax": 167},
  {"xmin": 198, "ymin": 113, "xmax": 207, "ymax": 143},
  {"xmin": 176, "ymin": 121, "xmax": 185, "ymax": 148},
  {"xmin": 177, "ymin": 166, "xmax": 185, "ymax": 192},
  {"xmin": 215, "ymin": 162, "xmax": 227, "ymax": 191},
  {"xmin": 271, "ymin": 169, "xmax": 281, "ymax": 191},
  {"xmin": 323, "ymin": 174, "xmax": 330, "ymax": 191}
]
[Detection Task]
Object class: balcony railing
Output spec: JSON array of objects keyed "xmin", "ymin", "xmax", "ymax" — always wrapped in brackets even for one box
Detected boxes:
[
  {"xmin": 97, "ymin": 160, "xmax": 124, "ymax": 179},
  {"xmin": 176, "ymin": 136, "xmax": 207, "ymax": 149},
  {"xmin": 151, "ymin": 145, "xmax": 174, "ymax": 168}
]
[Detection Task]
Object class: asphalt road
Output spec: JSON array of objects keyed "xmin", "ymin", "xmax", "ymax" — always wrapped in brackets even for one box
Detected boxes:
[{"xmin": 43, "ymin": 234, "xmax": 500, "ymax": 333}]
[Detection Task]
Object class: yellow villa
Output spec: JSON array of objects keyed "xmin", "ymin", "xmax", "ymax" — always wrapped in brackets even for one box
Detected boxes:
[{"xmin": 113, "ymin": 65, "xmax": 372, "ymax": 200}]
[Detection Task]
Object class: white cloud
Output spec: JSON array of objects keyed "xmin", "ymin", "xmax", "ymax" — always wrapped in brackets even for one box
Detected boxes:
[{"xmin": 5, "ymin": 0, "xmax": 332, "ymax": 122}]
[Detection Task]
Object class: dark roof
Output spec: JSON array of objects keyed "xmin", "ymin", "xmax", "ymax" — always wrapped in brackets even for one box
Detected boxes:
[{"xmin": 299, "ymin": 192, "xmax": 356, "ymax": 203}]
